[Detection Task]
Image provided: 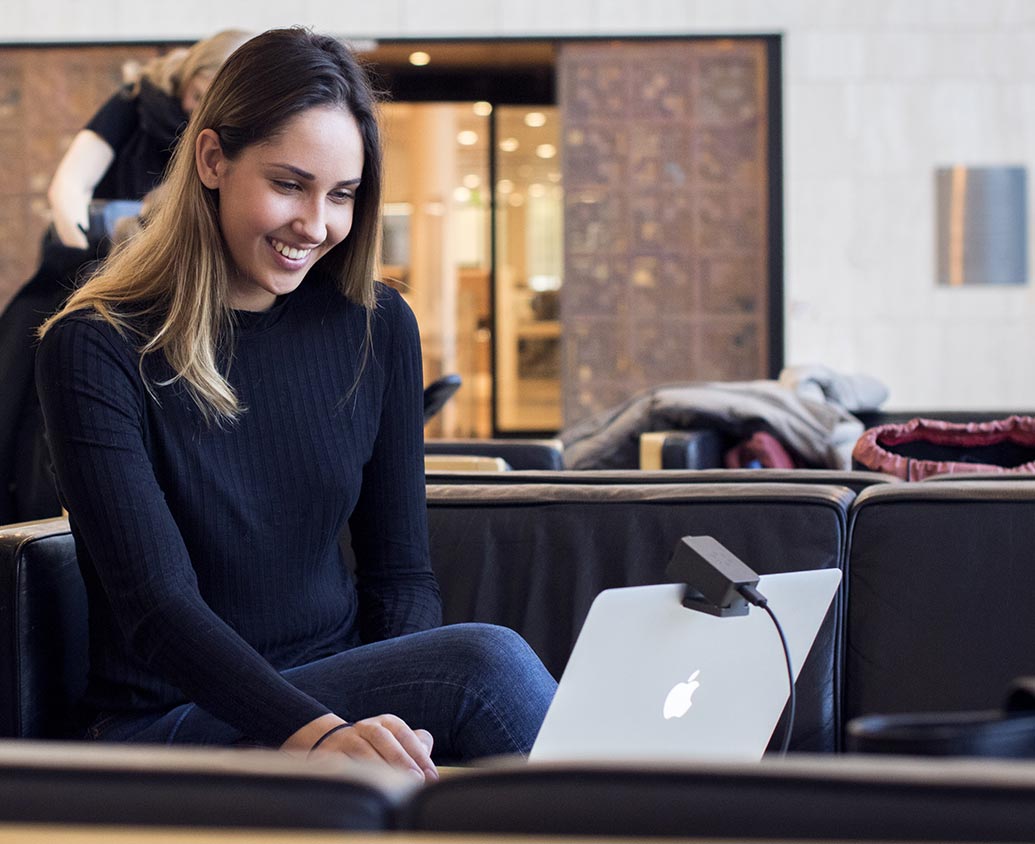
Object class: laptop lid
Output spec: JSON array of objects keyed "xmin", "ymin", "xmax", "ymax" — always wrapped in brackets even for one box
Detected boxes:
[{"xmin": 529, "ymin": 568, "xmax": 841, "ymax": 762}]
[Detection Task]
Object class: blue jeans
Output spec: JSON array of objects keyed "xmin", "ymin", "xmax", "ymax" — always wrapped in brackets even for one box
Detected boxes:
[{"xmin": 87, "ymin": 623, "xmax": 556, "ymax": 763}]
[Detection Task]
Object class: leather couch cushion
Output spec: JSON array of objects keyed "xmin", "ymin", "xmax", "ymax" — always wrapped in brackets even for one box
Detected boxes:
[{"xmin": 427, "ymin": 482, "xmax": 854, "ymax": 753}]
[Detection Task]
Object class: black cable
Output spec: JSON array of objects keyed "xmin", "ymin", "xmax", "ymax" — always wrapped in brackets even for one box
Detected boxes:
[{"xmin": 738, "ymin": 584, "xmax": 796, "ymax": 757}]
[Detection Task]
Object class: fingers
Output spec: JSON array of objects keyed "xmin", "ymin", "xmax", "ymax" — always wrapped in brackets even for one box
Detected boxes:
[
  {"xmin": 392, "ymin": 724, "xmax": 437, "ymax": 782},
  {"xmin": 316, "ymin": 714, "xmax": 438, "ymax": 782},
  {"xmin": 414, "ymin": 728, "xmax": 434, "ymax": 755}
]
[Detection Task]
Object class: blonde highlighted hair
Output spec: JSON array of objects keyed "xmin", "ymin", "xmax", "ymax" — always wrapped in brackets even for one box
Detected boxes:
[
  {"xmin": 41, "ymin": 28, "xmax": 384, "ymax": 423},
  {"xmin": 127, "ymin": 29, "xmax": 252, "ymax": 99}
]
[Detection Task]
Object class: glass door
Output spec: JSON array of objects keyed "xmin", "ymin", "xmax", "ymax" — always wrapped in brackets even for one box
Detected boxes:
[
  {"xmin": 380, "ymin": 101, "xmax": 564, "ymax": 437},
  {"xmin": 493, "ymin": 106, "xmax": 563, "ymax": 433}
]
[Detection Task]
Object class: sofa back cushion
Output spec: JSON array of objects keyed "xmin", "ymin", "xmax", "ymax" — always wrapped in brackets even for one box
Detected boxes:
[
  {"xmin": 427, "ymin": 482, "xmax": 855, "ymax": 752},
  {"xmin": 846, "ymin": 480, "xmax": 1035, "ymax": 729}
]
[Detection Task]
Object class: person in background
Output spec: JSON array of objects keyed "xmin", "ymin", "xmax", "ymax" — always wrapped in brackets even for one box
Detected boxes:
[
  {"xmin": 0, "ymin": 187, "xmax": 166, "ymax": 525},
  {"xmin": 36, "ymin": 28, "xmax": 555, "ymax": 778},
  {"xmin": 47, "ymin": 28, "xmax": 250, "ymax": 249}
]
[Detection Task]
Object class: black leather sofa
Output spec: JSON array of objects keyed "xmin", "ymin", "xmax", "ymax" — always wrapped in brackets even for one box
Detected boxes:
[
  {"xmin": 5, "ymin": 475, "xmax": 1035, "ymax": 837},
  {"xmin": 405, "ymin": 755, "xmax": 1035, "ymax": 841},
  {"xmin": 0, "ymin": 740, "xmax": 412, "ymax": 830},
  {"xmin": 7, "ymin": 475, "xmax": 1034, "ymax": 751},
  {"xmin": 426, "ymin": 480, "xmax": 854, "ymax": 753}
]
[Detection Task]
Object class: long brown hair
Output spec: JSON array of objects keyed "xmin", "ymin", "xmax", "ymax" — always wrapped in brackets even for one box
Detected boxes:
[{"xmin": 41, "ymin": 28, "xmax": 384, "ymax": 422}]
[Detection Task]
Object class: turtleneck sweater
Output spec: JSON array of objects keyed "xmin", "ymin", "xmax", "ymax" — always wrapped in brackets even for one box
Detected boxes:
[{"xmin": 36, "ymin": 278, "xmax": 441, "ymax": 747}]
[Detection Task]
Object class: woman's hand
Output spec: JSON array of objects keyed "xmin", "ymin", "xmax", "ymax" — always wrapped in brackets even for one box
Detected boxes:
[{"xmin": 282, "ymin": 713, "xmax": 438, "ymax": 782}]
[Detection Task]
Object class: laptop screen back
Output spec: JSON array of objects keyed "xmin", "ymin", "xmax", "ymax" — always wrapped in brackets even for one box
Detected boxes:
[{"xmin": 530, "ymin": 569, "xmax": 841, "ymax": 762}]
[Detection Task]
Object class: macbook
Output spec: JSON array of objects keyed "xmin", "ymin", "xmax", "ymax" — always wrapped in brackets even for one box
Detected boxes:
[{"xmin": 529, "ymin": 568, "xmax": 841, "ymax": 762}]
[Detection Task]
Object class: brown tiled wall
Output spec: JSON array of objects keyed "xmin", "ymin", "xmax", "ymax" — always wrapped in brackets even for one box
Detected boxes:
[
  {"xmin": 0, "ymin": 45, "xmax": 166, "ymax": 312},
  {"xmin": 559, "ymin": 39, "xmax": 771, "ymax": 424}
]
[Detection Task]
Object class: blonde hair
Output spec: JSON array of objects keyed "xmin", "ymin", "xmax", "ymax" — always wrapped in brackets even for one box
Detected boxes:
[
  {"xmin": 41, "ymin": 29, "xmax": 384, "ymax": 423},
  {"xmin": 129, "ymin": 29, "xmax": 252, "ymax": 99}
]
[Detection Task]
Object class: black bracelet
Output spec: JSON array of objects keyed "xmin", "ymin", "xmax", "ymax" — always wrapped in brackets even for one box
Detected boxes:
[{"xmin": 308, "ymin": 722, "xmax": 352, "ymax": 755}]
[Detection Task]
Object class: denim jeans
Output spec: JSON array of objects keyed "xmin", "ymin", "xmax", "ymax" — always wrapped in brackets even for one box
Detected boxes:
[{"xmin": 87, "ymin": 623, "xmax": 557, "ymax": 763}]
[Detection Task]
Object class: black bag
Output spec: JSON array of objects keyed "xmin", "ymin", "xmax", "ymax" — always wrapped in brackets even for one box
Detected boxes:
[{"xmin": 846, "ymin": 677, "xmax": 1035, "ymax": 758}]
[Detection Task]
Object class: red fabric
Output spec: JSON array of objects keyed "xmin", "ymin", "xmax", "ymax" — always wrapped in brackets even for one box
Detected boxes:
[
  {"xmin": 724, "ymin": 431, "xmax": 798, "ymax": 469},
  {"xmin": 852, "ymin": 415, "xmax": 1035, "ymax": 481}
]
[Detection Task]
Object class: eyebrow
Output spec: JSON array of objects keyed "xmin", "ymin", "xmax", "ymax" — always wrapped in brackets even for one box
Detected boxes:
[{"xmin": 268, "ymin": 162, "xmax": 361, "ymax": 188}]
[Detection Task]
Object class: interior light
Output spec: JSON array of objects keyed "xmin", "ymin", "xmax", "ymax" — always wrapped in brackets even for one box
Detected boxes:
[
  {"xmin": 524, "ymin": 111, "xmax": 547, "ymax": 128},
  {"xmin": 457, "ymin": 130, "xmax": 479, "ymax": 146},
  {"xmin": 529, "ymin": 274, "xmax": 561, "ymax": 292},
  {"xmin": 409, "ymin": 51, "xmax": 431, "ymax": 66},
  {"xmin": 536, "ymin": 143, "xmax": 557, "ymax": 159},
  {"xmin": 496, "ymin": 179, "xmax": 514, "ymax": 195},
  {"xmin": 508, "ymin": 193, "xmax": 525, "ymax": 207},
  {"xmin": 463, "ymin": 174, "xmax": 481, "ymax": 189},
  {"xmin": 472, "ymin": 101, "xmax": 493, "ymax": 116},
  {"xmin": 453, "ymin": 186, "xmax": 472, "ymax": 202},
  {"xmin": 529, "ymin": 183, "xmax": 546, "ymax": 198},
  {"xmin": 499, "ymin": 137, "xmax": 519, "ymax": 153}
]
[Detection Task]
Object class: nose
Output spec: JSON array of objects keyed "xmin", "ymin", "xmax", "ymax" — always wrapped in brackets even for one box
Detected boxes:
[{"xmin": 292, "ymin": 196, "xmax": 326, "ymax": 245}]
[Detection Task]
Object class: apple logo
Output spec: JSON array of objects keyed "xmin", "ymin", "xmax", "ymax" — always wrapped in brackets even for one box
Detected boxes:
[{"xmin": 663, "ymin": 669, "xmax": 701, "ymax": 719}]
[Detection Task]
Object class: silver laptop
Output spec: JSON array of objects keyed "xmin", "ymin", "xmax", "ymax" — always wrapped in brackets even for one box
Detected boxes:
[{"xmin": 530, "ymin": 568, "xmax": 841, "ymax": 762}]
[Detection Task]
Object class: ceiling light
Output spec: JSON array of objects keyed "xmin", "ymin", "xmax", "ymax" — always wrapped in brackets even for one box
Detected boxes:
[
  {"xmin": 499, "ymin": 137, "xmax": 519, "ymax": 153},
  {"xmin": 536, "ymin": 143, "xmax": 557, "ymax": 159},
  {"xmin": 457, "ymin": 130, "xmax": 479, "ymax": 146},
  {"xmin": 453, "ymin": 186, "xmax": 472, "ymax": 202},
  {"xmin": 508, "ymin": 193, "xmax": 525, "ymax": 207},
  {"xmin": 524, "ymin": 111, "xmax": 547, "ymax": 128},
  {"xmin": 472, "ymin": 101, "xmax": 493, "ymax": 116},
  {"xmin": 409, "ymin": 51, "xmax": 431, "ymax": 66},
  {"xmin": 496, "ymin": 179, "xmax": 514, "ymax": 195},
  {"xmin": 463, "ymin": 174, "xmax": 481, "ymax": 189},
  {"xmin": 529, "ymin": 183, "xmax": 546, "ymax": 198}
]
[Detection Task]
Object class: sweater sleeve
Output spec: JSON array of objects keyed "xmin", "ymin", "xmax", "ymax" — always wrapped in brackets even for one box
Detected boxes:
[
  {"xmin": 36, "ymin": 316, "xmax": 330, "ymax": 746},
  {"xmin": 349, "ymin": 288, "xmax": 443, "ymax": 641}
]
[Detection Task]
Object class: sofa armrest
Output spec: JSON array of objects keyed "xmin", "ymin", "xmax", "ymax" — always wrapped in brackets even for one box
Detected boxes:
[{"xmin": 640, "ymin": 430, "xmax": 724, "ymax": 470}]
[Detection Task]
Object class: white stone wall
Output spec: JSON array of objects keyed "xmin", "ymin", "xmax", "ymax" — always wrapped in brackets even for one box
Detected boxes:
[{"xmin": 9, "ymin": 0, "xmax": 1035, "ymax": 409}]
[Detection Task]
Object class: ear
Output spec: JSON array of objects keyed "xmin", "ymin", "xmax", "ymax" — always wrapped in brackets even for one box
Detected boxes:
[{"xmin": 195, "ymin": 128, "xmax": 227, "ymax": 189}]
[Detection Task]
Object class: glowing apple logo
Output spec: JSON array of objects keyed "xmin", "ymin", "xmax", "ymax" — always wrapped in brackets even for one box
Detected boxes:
[{"xmin": 663, "ymin": 670, "xmax": 701, "ymax": 719}]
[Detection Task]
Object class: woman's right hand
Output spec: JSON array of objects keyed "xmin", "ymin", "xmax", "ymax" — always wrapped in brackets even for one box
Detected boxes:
[{"xmin": 282, "ymin": 713, "xmax": 438, "ymax": 782}]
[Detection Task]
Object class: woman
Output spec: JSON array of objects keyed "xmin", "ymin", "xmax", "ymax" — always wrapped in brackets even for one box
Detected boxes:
[
  {"xmin": 47, "ymin": 29, "xmax": 250, "ymax": 249},
  {"xmin": 36, "ymin": 28, "xmax": 555, "ymax": 779}
]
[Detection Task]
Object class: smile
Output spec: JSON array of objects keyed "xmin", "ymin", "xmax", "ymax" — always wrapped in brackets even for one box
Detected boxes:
[{"xmin": 269, "ymin": 238, "xmax": 312, "ymax": 261}]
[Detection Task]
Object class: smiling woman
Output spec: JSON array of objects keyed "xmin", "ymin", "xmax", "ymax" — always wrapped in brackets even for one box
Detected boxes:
[
  {"xmin": 195, "ymin": 106, "xmax": 365, "ymax": 311},
  {"xmin": 33, "ymin": 28, "xmax": 555, "ymax": 777}
]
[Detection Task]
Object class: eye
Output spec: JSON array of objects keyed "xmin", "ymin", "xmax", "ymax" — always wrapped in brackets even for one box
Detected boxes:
[
  {"xmin": 272, "ymin": 180, "xmax": 302, "ymax": 193},
  {"xmin": 329, "ymin": 189, "xmax": 356, "ymax": 204}
]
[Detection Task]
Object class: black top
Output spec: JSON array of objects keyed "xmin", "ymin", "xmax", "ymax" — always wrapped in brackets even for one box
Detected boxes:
[
  {"xmin": 86, "ymin": 80, "xmax": 189, "ymax": 201},
  {"xmin": 35, "ymin": 277, "xmax": 441, "ymax": 746}
]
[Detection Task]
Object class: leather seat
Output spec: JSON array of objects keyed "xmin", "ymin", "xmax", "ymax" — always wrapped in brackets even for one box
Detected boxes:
[
  {"xmin": 426, "ymin": 481, "xmax": 855, "ymax": 753},
  {"xmin": 845, "ymin": 480, "xmax": 1035, "ymax": 734},
  {"xmin": 405, "ymin": 755, "xmax": 1035, "ymax": 840},
  {"xmin": 0, "ymin": 518, "xmax": 85, "ymax": 738},
  {"xmin": 0, "ymin": 740, "xmax": 409, "ymax": 829},
  {"xmin": 424, "ymin": 437, "xmax": 565, "ymax": 470}
]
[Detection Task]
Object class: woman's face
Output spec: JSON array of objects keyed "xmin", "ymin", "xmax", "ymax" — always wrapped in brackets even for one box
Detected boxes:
[
  {"xmin": 180, "ymin": 71, "xmax": 215, "ymax": 114},
  {"xmin": 195, "ymin": 105, "xmax": 365, "ymax": 311}
]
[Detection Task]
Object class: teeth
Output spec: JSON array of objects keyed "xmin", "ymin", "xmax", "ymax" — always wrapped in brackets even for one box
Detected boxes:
[{"xmin": 272, "ymin": 239, "xmax": 311, "ymax": 260}]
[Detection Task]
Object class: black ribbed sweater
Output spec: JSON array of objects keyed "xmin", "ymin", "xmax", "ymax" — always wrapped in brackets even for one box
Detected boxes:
[{"xmin": 35, "ymin": 278, "xmax": 441, "ymax": 747}]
